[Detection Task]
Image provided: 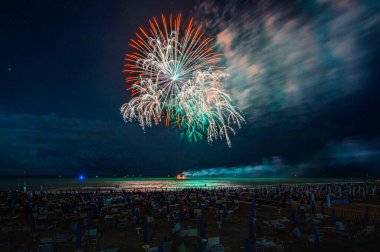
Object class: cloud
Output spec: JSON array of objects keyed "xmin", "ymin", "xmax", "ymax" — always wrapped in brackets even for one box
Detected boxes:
[
  {"xmin": 183, "ymin": 136, "xmax": 380, "ymax": 177},
  {"xmin": 0, "ymin": 113, "xmax": 179, "ymax": 175},
  {"xmin": 194, "ymin": 0, "xmax": 380, "ymax": 127}
]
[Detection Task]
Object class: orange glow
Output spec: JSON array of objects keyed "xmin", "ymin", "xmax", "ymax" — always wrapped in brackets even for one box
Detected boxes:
[{"xmin": 176, "ymin": 174, "xmax": 186, "ymax": 180}]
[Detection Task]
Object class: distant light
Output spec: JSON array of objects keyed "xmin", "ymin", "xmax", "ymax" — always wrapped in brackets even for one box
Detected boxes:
[
  {"xmin": 78, "ymin": 174, "xmax": 85, "ymax": 181},
  {"xmin": 176, "ymin": 174, "xmax": 186, "ymax": 180}
]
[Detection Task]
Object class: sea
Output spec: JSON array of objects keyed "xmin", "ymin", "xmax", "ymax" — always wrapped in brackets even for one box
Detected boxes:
[{"xmin": 0, "ymin": 177, "xmax": 366, "ymax": 191}]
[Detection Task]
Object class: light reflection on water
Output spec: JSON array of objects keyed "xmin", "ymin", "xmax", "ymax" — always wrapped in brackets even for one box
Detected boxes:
[{"xmin": 0, "ymin": 177, "xmax": 350, "ymax": 191}]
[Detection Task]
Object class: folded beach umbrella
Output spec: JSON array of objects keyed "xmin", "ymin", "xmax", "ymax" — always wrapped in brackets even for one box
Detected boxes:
[
  {"xmin": 30, "ymin": 213, "xmax": 36, "ymax": 233},
  {"xmin": 293, "ymin": 210, "xmax": 299, "ymax": 226},
  {"xmin": 199, "ymin": 216, "xmax": 205, "ymax": 238},
  {"xmin": 250, "ymin": 199, "xmax": 255, "ymax": 218},
  {"xmin": 76, "ymin": 223, "xmax": 81, "ymax": 249},
  {"xmin": 249, "ymin": 215, "xmax": 255, "ymax": 236},
  {"xmin": 314, "ymin": 229, "xmax": 320, "ymax": 248},
  {"xmin": 327, "ymin": 193, "xmax": 331, "ymax": 208},
  {"xmin": 180, "ymin": 208, "xmax": 185, "ymax": 222},
  {"xmin": 331, "ymin": 208, "xmax": 336, "ymax": 225},
  {"xmin": 245, "ymin": 237, "xmax": 253, "ymax": 252},
  {"xmin": 321, "ymin": 204, "xmax": 324, "ymax": 215},
  {"xmin": 85, "ymin": 212, "xmax": 90, "ymax": 228},
  {"xmin": 143, "ymin": 218, "xmax": 148, "ymax": 243}
]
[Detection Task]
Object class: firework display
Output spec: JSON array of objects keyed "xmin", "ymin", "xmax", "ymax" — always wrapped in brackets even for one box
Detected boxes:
[{"xmin": 121, "ymin": 14, "xmax": 244, "ymax": 146}]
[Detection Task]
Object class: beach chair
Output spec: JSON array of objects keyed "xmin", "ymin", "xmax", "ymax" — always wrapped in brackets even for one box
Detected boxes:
[
  {"xmin": 118, "ymin": 218, "xmax": 128, "ymax": 228},
  {"xmin": 335, "ymin": 221, "xmax": 345, "ymax": 231},
  {"xmin": 86, "ymin": 228, "xmax": 98, "ymax": 245},
  {"xmin": 0, "ymin": 233, "xmax": 9, "ymax": 246},
  {"xmin": 71, "ymin": 222, "xmax": 78, "ymax": 231},
  {"xmin": 38, "ymin": 244, "xmax": 53, "ymax": 252},
  {"xmin": 104, "ymin": 215, "xmax": 114, "ymax": 227},
  {"xmin": 256, "ymin": 245, "xmax": 265, "ymax": 252},
  {"xmin": 207, "ymin": 236, "xmax": 220, "ymax": 250},
  {"xmin": 53, "ymin": 233, "xmax": 70, "ymax": 243},
  {"xmin": 161, "ymin": 241, "xmax": 172, "ymax": 252},
  {"xmin": 187, "ymin": 228, "xmax": 198, "ymax": 237},
  {"xmin": 39, "ymin": 237, "xmax": 53, "ymax": 244},
  {"xmin": 105, "ymin": 248, "xmax": 119, "ymax": 252},
  {"xmin": 147, "ymin": 247, "xmax": 159, "ymax": 252},
  {"xmin": 194, "ymin": 209, "xmax": 202, "ymax": 216},
  {"xmin": 172, "ymin": 222, "xmax": 181, "ymax": 234}
]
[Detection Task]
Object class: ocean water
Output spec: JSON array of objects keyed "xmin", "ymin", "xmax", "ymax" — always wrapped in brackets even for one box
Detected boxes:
[{"xmin": 0, "ymin": 177, "xmax": 359, "ymax": 191}]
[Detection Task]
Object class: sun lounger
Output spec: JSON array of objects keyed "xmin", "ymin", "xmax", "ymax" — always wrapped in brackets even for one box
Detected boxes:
[
  {"xmin": 335, "ymin": 221, "xmax": 345, "ymax": 231},
  {"xmin": 105, "ymin": 248, "xmax": 119, "ymax": 252},
  {"xmin": 180, "ymin": 228, "xmax": 198, "ymax": 237},
  {"xmin": 172, "ymin": 222, "xmax": 181, "ymax": 234},
  {"xmin": 118, "ymin": 218, "xmax": 128, "ymax": 228},
  {"xmin": 161, "ymin": 241, "xmax": 172, "ymax": 252},
  {"xmin": 54, "ymin": 233, "xmax": 70, "ymax": 243},
  {"xmin": 38, "ymin": 244, "xmax": 53, "ymax": 252},
  {"xmin": 39, "ymin": 237, "xmax": 53, "ymax": 244},
  {"xmin": 207, "ymin": 236, "xmax": 220, "ymax": 250},
  {"xmin": 147, "ymin": 247, "xmax": 159, "ymax": 252},
  {"xmin": 147, "ymin": 216, "xmax": 154, "ymax": 223}
]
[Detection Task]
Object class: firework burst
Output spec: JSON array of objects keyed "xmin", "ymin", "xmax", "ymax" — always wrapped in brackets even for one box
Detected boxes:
[{"xmin": 121, "ymin": 14, "xmax": 244, "ymax": 147}]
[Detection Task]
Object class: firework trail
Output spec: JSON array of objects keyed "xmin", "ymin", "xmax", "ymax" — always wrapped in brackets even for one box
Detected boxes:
[{"xmin": 121, "ymin": 14, "xmax": 244, "ymax": 147}]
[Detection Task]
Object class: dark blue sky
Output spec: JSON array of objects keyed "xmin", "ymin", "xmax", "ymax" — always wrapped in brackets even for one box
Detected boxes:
[{"xmin": 1, "ymin": 0, "xmax": 379, "ymax": 177}]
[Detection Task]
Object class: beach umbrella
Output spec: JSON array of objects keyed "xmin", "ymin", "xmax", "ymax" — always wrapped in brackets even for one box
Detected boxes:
[
  {"xmin": 199, "ymin": 216, "xmax": 205, "ymax": 238},
  {"xmin": 293, "ymin": 210, "xmax": 299, "ymax": 226},
  {"xmin": 76, "ymin": 223, "xmax": 81, "ymax": 249},
  {"xmin": 123, "ymin": 192, "xmax": 128, "ymax": 203},
  {"xmin": 143, "ymin": 218, "xmax": 148, "ymax": 243},
  {"xmin": 331, "ymin": 208, "xmax": 336, "ymax": 225},
  {"xmin": 245, "ymin": 237, "xmax": 253, "ymax": 252}
]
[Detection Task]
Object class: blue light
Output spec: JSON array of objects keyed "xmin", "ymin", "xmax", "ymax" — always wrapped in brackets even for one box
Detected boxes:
[{"xmin": 78, "ymin": 174, "xmax": 85, "ymax": 181}]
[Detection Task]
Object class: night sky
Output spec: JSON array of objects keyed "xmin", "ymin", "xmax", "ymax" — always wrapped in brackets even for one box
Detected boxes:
[{"xmin": 1, "ymin": 0, "xmax": 380, "ymax": 177}]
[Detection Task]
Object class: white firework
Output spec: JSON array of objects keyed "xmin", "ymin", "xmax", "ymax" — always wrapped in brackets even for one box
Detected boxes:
[{"xmin": 121, "ymin": 14, "xmax": 245, "ymax": 147}]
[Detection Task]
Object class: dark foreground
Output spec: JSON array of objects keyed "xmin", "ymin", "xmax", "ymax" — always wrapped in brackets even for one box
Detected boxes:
[{"xmin": 0, "ymin": 182, "xmax": 379, "ymax": 252}]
